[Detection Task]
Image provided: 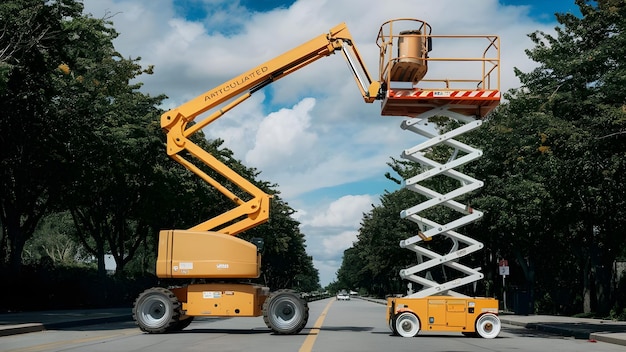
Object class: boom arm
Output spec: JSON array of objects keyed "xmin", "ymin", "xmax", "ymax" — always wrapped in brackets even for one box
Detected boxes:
[{"xmin": 160, "ymin": 23, "xmax": 381, "ymax": 236}]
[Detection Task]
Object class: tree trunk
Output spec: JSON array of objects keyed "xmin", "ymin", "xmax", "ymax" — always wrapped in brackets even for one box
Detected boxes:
[
  {"xmin": 96, "ymin": 249, "xmax": 106, "ymax": 278},
  {"xmin": 593, "ymin": 245, "xmax": 614, "ymax": 316},
  {"xmin": 4, "ymin": 214, "xmax": 26, "ymax": 276},
  {"xmin": 582, "ymin": 256, "xmax": 594, "ymax": 313},
  {"xmin": 0, "ymin": 229, "xmax": 7, "ymax": 268},
  {"xmin": 514, "ymin": 249, "xmax": 535, "ymax": 314}
]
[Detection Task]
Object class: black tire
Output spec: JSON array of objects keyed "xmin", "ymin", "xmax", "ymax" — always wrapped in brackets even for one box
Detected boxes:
[
  {"xmin": 133, "ymin": 287, "xmax": 182, "ymax": 334},
  {"xmin": 169, "ymin": 316, "xmax": 194, "ymax": 332},
  {"xmin": 262, "ymin": 290, "xmax": 309, "ymax": 334}
]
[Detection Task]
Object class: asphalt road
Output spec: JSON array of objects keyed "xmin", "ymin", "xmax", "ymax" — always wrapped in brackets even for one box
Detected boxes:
[{"xmin": 1, "ymin": 298, "xmax": 625, "ymax": 352}]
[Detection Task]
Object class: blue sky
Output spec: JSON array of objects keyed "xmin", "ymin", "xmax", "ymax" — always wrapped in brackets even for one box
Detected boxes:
[
  {"xmin": 175, "ymin": 0, "xmax": 581, "ymax": 22},
  {"xmin": 83, "ymin": 0, "xmax": 583, "ymax": 287},
  {"xmin": 501, "ymin": 0, "xmax": 581, "ymax": 21}
]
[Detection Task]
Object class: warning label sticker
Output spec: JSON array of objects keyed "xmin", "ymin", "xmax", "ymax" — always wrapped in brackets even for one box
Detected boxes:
[{"xmin": 203, "ymin": 291, "xmax": 222, "ymax": 299}]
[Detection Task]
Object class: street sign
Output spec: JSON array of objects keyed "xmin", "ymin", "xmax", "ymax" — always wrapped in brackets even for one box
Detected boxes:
[
  {"xmin": 499, "ymin": 259, "xmax": 509, "ymax": 276},
  {"xmin": 499, "ymin": 259, "xmax": 510, "ymax": 310}
]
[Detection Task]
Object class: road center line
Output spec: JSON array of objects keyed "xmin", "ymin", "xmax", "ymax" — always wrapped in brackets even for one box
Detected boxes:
[{"xmin": 299, "ymin": 298, "xmax": 335, "ymax": 352}]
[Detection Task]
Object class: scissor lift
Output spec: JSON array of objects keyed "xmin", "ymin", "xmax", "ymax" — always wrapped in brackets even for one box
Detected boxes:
[{"xmin": 377, "ymin": 19, "xmax": 502, "ymax": 338}]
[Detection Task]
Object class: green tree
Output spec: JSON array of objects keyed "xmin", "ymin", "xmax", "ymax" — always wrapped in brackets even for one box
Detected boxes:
[
  {"xmin": 0, "ymin": 0, "xmax": 321, "ymax": 308},
  {"xmin": 48, "ymin": 9, "xmax": 169, "ymax": 277},
  {"xmin": 0, "ymin": 0, "xmax": 87, "ymax": 275},
  {"xmin": 336, "ymin": 246, "xmax": 366, "ymax": 292},
  {"xmin": 335, "ymin": 0, "xmax": 626, "ymax": 315},
  {"xmin": 465, "ymin": 0, "xmax": 626, "ymax": 315},
  {"xmin": 23, "ymin": 212, "xmax": 88, "ymax": 265},
  {"xmin": 350, "ymin": 187, "xmax": 422, "ymax": 297},
  {"xmin": 511, "ymin": 0, "xmax": 625, "ymax": 315},
  {"xmin": 465, "ymin": 105, "xmax": 577, "ymax": 312}
]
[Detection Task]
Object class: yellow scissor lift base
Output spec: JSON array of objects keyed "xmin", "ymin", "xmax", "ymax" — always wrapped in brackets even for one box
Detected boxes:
[{"xmin": 387, "ymin": 296, "xmax": 500, "ymax": 338}]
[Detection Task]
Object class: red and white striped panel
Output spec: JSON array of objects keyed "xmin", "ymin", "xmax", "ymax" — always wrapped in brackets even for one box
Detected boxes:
[{"xmin": 389, "ymin": 90, "xmax": 500, "ymax": 99}]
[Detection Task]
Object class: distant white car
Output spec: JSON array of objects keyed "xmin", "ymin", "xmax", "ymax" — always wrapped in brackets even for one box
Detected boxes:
[{"xmin": 336, "ymin": 292, "xmax": 350, "ymax": 301}]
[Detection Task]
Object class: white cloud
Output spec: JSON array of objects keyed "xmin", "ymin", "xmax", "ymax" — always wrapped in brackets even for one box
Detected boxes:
[
  {"xmin": 312, "ymin": 258, "xmax": 341, "ymax": 285},
  {"xmin": 299, "ymin": 194, "xmax": 377, "ymax": 285},
  {"xmin": 246, "ymin": 98, "xmax": 318, "ymax": 170},
  {"xmin": 308, "ymin": 195, "xmax": 375, "ymax": 228},
  {"xmin": 203, "ymin": 93, "xmax": 266, "ymax": 156},
  {"xmin": 83, "ymin": 0, "xmax": 562, "ymax": 287},
  {"xmin": 322, "ymin": 230, "xmax": 358, "ymax": 258}
]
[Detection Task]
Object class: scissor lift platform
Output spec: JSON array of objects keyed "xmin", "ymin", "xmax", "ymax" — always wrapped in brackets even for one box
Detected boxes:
[{"xmin": 377, "ymin": 18, "xmax": 500, "ymax": 120}]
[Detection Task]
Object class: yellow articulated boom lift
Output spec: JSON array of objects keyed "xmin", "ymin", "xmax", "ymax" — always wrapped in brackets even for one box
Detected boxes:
[
  {"xmin": 133, "ymin": 21, "xmax": 381, "ymax": 335},
  {"xmin": 133, "ymin": 18, "xmax": 501, "ymax": 338}
]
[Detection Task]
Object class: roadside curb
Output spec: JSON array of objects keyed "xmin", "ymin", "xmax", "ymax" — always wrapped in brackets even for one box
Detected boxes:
[
  {"xmin": 499, "ymin": 316, "xmax": 626, "ymax": 345},
  {"xmin": 499, "ymin": 318, "xmax": 588, "ymax": 339},
  {"xmin": 0, "ymin": 323, "xmax": 45, "ymax": 337},
  {"xmin": 44, "ymin": 313, "xmax": 133, "ymax": 329},
  {"xmin": 590, "ymin": 332, "xmax": 626, "ymax": 347},
  {"xmin": 357, "ymin": 296, "xmax": 385, "ymax": 305},
  {"xmin": 0, "ymin": 313, "xmax": 132, "ymax": 337}
]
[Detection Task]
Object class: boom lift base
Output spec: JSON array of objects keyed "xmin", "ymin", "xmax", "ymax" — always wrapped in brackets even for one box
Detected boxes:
[
  {"xmin": 171, "ymin": 283, "xmax": 269, "ymax": 317},
  {"xmin": 133, "ymin": 284, "xmax": 308, "ymax": 334}
]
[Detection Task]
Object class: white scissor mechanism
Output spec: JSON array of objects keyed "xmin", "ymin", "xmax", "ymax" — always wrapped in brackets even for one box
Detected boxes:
[{"xmin": 398, "ymin": 108, "xmax": 486, "ymax": 298}]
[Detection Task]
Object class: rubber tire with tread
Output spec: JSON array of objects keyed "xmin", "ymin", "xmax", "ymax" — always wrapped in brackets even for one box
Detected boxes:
[
  {"xmin": 169, "ymin": 316, "xmax": 194, "ymax": 332},
  {"xmin": 262, "ymin": 289, "xmax": 309, "ymax": 334},
  {"xmin": 133, "ymin": 287, "xmax": 183, "ymax": 334},
  {"xmin": 475, "ymin": 313, "xmax": 501, "ymax": 339},
  {"xmin": 394, "ymin": 312, "xmax": 420, "ymax": 337}
]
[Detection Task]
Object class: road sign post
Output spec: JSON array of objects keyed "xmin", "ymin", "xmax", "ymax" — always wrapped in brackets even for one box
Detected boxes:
[{"xmin": 499, "ymin": 260, "xmax": 509, "ymax": 311}]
